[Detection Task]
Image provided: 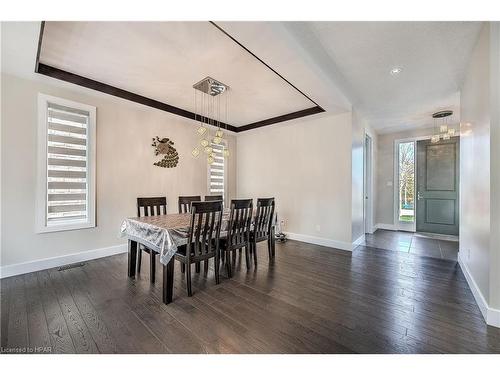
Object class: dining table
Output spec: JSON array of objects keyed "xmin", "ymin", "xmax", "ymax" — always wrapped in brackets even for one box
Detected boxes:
[{"xmin": 120, "ymin": 209, "xmax": 276, "ymax": 304}]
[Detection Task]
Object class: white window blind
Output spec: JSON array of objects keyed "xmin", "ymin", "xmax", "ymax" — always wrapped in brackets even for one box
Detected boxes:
[
  {"xmin": 37, "ymin": 94, "xmax": 96, "ymax": 233},
  {"xmin": 209, "ymin": 142, "xmax": 225, "ymax": 198}
]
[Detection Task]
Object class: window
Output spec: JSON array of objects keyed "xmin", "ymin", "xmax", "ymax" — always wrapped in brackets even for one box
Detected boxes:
[
  {"xmin": 36, "ymin": 94, "xmax": 96, "ymax": 233},
  {"xmin": 397, "ymin": 141, "xmax": 415, "ymax": 223},
  {"xmin": 208, "ymin": 141, "xmax": 225, "ymax": 199}
]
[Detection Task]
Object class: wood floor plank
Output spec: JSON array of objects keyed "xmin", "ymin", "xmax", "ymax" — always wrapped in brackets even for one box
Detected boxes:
[
  {"xmin": 36, "ymin": 271, "xmax": 76, "ymax": 353},
  {"xmin": 24, "ymin": 273, "xmax": 51, "ymax": 353},
  {"xmin": 58, "ymin": 268, "xmax": 118, "ymax": 353},
  {"xmin": 1, "ymin": 240, "xmax": 499, "ymax": 353},
  {"xmin": 0, "ymin": 277, "xmax": 12, "ymax": 349},
  {"xmin": 47, "ymin": 269, "xmax": 99, "ymax": 353},
  {"xmin": 6, "ymin": 276, "xmax": 28, "ymax": 352}
]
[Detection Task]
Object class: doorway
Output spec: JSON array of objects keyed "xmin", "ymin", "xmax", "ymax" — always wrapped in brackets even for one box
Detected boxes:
[
  {"xmin": 364, "ymin": 134, "xmax": 373, "ymax": 234},
  {"xmin": 415, "ymin": 137, "xmax": 460, "ymax": 235}
]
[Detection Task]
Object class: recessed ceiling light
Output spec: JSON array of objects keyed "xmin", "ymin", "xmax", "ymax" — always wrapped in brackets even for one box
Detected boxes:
[{"xmin": 390, "ymin": 67, "xmax": 402, "ymax": 75}]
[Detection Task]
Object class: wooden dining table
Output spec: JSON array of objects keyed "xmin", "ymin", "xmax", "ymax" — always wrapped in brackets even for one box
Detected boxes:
[{"xmin": 120, "ymin": 210, "xmax": 275, "ymax": 304}]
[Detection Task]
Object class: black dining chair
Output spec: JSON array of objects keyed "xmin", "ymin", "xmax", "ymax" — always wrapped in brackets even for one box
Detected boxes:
[
  {"xmin": 205, "ymin": 195, "xmax": 223, "ymax": 201},
  {"xmin": 174, "ymin": 200, "xmax": 223, "ymax": 296},
  {"xmin": 178, "ymin": 196, "xmax": 202, "ymax": 273},
  {"xmin": 220, "ymin": 199, "xmax": 253, "ymax": 277},
  {"xmin": 136, "ymin": 197, "xmax": 167, "ymax": 283},
  {"xmin": 178, "ymin": 195, "xmax": 201, "ymax": 213},
  {"xmin": 250, "ymin": 198, "xmax": 275, "ymax": 267}
]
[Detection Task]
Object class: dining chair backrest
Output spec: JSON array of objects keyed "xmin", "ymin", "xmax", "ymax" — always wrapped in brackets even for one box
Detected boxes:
[
  {"xmin": 204, "ymin": 195, "xmax": 223, "ymax": 202},
  {"xmin": 186, "ymin": 201, "xmax": 223, "ymax": 260},
  {"xmin": 254, "ymin": 198, "xmax": 275, "ymax": 241},
  {"xmin": 227, "ymin": 199, "xmax": 253, "ymax": 249},
  {"xmin": 137, "ymin": 197, "xmax": 167, "ymax": 217},
  {"xmin": 178, "ymin": 196, "xmax": 201, "ymax": 214}
]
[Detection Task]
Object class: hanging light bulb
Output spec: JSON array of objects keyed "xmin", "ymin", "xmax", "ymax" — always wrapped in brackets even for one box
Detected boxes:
[
  {"xmin": 204, "ymin": 146, "xmax": 213, "ymax": 154},
  {"xmin": 207, "ymin": 155, "xmax": 215, "ymax": 164},
  {"xmin": 440, "ymin": 125, "xmax": 448, "ymax": 133},
  {"xmin": 215, "ymin": 129, "xmax": 223, "ymax": 138},
  {"xmin": 431, "ymin": 135, "xmax": 440, "ymax": 143},
  {"xmin": 442, "ymin": 133, "xmax": 451, "ymax": 140},
  {"xmin": 191, "ymin": 147, "xmax": 200, "ymax": 158},
  {"xmin": 197, "ymin": 126, "xmax": 207, "ymax": 136},
  {"xmin": 448, "ymin": 128, "xmax": 456, "ymax": 136},
  {"xmin": 213, "ymin": 136, "xmax": 222, "ymax": 144},
  {"xmin": 223, "ymin": 148, "xmax": 230, "ymax": 157},
  {"xmin": 200, "ymin": 139, "xmax": 209, "ymax": 147}
]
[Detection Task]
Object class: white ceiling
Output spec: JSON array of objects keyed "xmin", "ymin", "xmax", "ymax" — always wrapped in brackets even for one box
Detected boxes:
[
  {"xmin": 221, "ymin": 21, "xmax": 483, "ymax": 133},
  {"xmin": 4, "ymin": 21, "xmax": 484, "ymax": 134},
  {"xmin": 39, "ymin": 22, "xmax": 316, "ymax": 127}
]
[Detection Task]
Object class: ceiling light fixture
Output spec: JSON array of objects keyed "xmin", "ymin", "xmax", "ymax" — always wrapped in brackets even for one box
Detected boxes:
[
  {"xmin": 390, "ymin": 67, "xmax": 402, "ymax": 75},
  {"xmin": 191, "ymin": 77, "xmax": 230, "ymax": 164},
  {"xmin": 431, "ymin": 110, "xmax": 455, "ymax": 143}
]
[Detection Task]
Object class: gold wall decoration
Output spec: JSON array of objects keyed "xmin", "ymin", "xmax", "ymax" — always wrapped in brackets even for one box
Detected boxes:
[{"xmin": 151, "ymin": 136, "xmax": 179, "ymax": 168}]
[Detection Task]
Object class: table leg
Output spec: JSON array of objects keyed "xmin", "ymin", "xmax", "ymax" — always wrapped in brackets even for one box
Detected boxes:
[
  {"xmin": 271, "ymin": 226, "xmax": 276, "ymax": 258},
  {"xmin": 162, "ymin": 257, "xmax": 175, "ymax": 304},
  {"xmin": 128, "ymin": 240, "xmax": 138, "ymax": 278}
]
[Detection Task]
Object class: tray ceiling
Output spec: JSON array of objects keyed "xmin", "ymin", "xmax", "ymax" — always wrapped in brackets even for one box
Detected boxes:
[{"xmin": 39, "ymin": 21, "xmax": 319, "ymax": 129}]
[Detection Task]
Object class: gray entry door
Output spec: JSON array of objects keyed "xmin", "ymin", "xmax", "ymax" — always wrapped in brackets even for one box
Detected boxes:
[{"xmin": 416, "ymin": 137, "xmax": 459, "ymax": 235}]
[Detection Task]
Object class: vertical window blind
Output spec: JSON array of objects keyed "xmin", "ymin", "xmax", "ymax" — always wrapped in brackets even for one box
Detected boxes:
[
  {"xmin": 209, "ymin": 142, "xmax": 225, "ymax": 198},
  {"xmin": 46, "ymin": 102, "xmax": 89, "ymax": 224}
]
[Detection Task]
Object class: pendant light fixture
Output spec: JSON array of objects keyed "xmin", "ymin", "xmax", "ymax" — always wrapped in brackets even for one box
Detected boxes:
[
  {"xmin": 431, "ymin": 110, "xmax": 455, "ymax": 143},
  {"xmin": 191, "ymin": 77, "xmax": 230, "ymax": 164}
]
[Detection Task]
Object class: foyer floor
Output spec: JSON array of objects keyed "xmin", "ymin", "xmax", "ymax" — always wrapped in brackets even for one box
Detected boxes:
[
  {"xmin": 360, "ymin": 229, "xmax": 459, "ymax": 261},
  {"xmin": 1, "ymin": 240, "xmax": 498, "ymax": 354}
]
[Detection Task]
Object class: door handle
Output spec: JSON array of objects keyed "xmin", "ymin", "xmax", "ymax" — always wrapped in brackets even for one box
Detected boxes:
[{"xmin": 417, "ymin": 192, "xmax": 423, "ymax": 200}]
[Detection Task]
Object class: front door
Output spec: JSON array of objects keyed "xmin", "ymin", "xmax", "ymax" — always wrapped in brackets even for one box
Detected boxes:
[{"xmin": 416, "ymin": 137, "xmax": 459, "ymax": 235}]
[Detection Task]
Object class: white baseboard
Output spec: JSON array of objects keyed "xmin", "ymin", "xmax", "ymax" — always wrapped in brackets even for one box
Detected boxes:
[
  {"xmin": 459, "ymin": 252, "xmax": 500, "ymax": 328},
  {"xmin": 374, "ymin": 223, "xmax": 397, "ymax": 231},
  {"xmin": 352, "ymin": 234, "xmax": 365, "ymax": 248},
  {"xmin": 285, "ymin": 232, "xmax": 353, "ymax": 251},
  {"xmin": 0, "ymin": 243, "xmax": 128, "ymax": 279}
]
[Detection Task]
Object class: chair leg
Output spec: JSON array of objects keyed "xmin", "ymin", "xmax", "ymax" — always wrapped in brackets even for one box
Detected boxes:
[
  {"xmin": 253, "ymin": 242, "xmax": 258, "ymax": 267},
  {"xmin": 186, "ymin": 263, "xmax": 192, "ymax": 297},
  {"xmin": 225, "ymin": 251, "xmax": 232, "ymax": 278},
  {"xmin": 195, "ymin": 262, "xmax": 201, "ymax": 273},
  {"xmin": 267, "ymin": 239, "xmax": 272, "ymax": 260},
  {"xmin": 215, "ymin": 253, "xmax": 220, "ymax": 285},
  {"xmin": 136, "ymin": 249, "xmax": 142, "ymax": 274},
  {"xmin": 204, "ymin": 260, "xmax": 209, "ymax": 275},
  {"xmin": 150, "ymin": 251, "xmax": 156, "ymax": 283},
  {"xmin": 181, "ymin": 263, "xmax": 185, "ymax": 273},
  {"xmin": 244, "ymin": 246, "xmax": 250, "ymax": 270}
]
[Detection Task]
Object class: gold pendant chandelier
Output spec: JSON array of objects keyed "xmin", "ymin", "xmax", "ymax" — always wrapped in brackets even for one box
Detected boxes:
[{"xmin": 191, "ymin": 77, "xmax": 230, "ymax": 164}]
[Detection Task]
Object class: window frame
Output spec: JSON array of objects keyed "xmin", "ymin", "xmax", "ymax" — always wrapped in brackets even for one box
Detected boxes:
[
  {"xmin": 36, "ymin": 93, "xmax": 97, "ymax": 233},
  {"xmin": 206, "ymin": 140, "xmax": 227, "ymax": 202}
]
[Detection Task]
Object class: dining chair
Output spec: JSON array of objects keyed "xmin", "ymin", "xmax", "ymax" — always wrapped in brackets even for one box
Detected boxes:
[
  {"xmin": 220, "ymin": 199, "xmax": 253, "ymax": 277},
  {"xmin": 204, "ymin": 195, "xmax": 223, "ymax": 201},
  {"xmin": 250, "ymin": 198, "xmax": 275, "ymax": 267},
  {"xmin": 178, "ymin": 195, "xmax": 201, "ymax": 213},
  {"xmin": 136, "ymin": 197, "xmax": 167, "ymax": 283},
  {"xmin": 174, "ymin": 200, "xmax": 223, "ymax": 296}
]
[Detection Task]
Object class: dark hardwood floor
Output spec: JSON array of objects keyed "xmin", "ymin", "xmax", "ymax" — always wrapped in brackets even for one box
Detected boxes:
[{"xmin": 1, "ymin": 240, "xmax": 499, "ymax": 353}]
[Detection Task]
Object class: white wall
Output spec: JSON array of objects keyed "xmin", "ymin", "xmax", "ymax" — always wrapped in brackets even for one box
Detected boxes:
[
  {"xmin": 236, "ymin": 112, "xmax": 355, "ymax": 250},
  {"xmin": 489, "ymin": 22, "xmax": 500, "ymax": 311},
  {"xmin": 460, "ymin": 23, "xmax": 491, "ymax": 305},
  {"xmin": 459, "ymin": 22, "xmax": 500, "ymax": 326},
  {"xmin": 351, "ymin": 109, "xmax": 377, "ymax": 241},
  {"xmin": 0, "ymin": 73, "xmax": 236, "ymax": 270}
]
